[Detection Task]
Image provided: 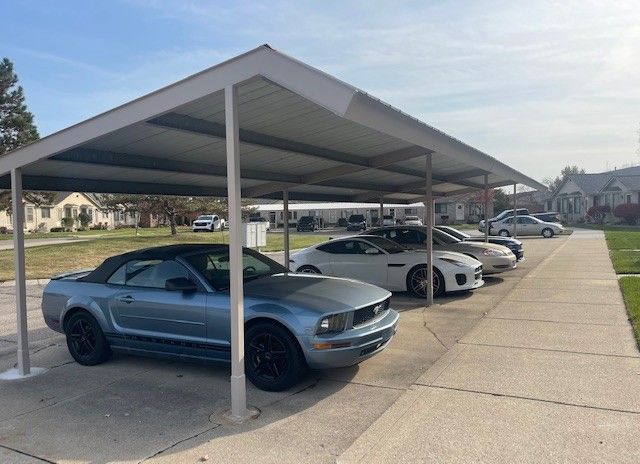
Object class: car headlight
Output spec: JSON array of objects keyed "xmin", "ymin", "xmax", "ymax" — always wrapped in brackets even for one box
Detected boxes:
[
  {"xmin": 439, "ymin": 257, "xmax": 467, "ymax": 267},
  {"xmin": 316, "ymin": 313, "xmax": 348, "ymax": 335},
  {"xmin": 482, "ymin": 249, "xmax": 504, "ymax": 256}
]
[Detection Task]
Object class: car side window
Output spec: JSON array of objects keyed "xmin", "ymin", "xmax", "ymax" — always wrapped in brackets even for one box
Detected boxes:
[
  {"xmin": 502, "ymin": 218, "xmax": 513, "ymax": 224},
  {"xmin": 396, "ymin": 229, "xmax": 423, "ymax": 245},
  {"xmin": 107, "ymin": 259, "xmax": 190, "ymax": 288},
  {"xmin": 317, "ymin": 241, "xmax": 349, "ymax": 254}
]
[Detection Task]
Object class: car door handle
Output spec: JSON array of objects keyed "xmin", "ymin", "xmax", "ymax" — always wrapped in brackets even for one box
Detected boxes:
[{"xmin": 117, "ymin": 295, "xmax": 135, "ymax": 304}]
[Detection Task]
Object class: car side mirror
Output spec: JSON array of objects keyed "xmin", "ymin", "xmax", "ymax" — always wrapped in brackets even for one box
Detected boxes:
[
  {"xmin": 165, "ymin": 277, "xmax": 197, "ymax": 292},
  {"xmin": 364, "ymin": 248, "xmax": 380, "ymax": 255}
]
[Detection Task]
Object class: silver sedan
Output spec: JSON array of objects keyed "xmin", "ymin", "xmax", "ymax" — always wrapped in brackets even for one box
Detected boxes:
[{"xmin": 365, "ymin": 225, "xmax": 517, "ymax": 274}]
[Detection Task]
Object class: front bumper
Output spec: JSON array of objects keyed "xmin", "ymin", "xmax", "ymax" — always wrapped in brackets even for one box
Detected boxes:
[
  {"xmin": 482, "ymin": 254, "xmax": 517, "ymax": 274},
  {"xmin": 346, "ymin": 224, "xmax": 366, "ymax": 231},
  {"xmin": 302, "ymin": 309, "xmax": 399, "ymax": 369},
  {"xmin": 192, "ymin": 223, "xmax": 213, "ymax": 231}
]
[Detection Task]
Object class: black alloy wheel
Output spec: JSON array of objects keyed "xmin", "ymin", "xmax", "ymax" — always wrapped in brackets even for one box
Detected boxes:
[
  {"xmin": 65, "ymin": 311, "xmax": 111, "ymax": 365},
  {"xmin": 245, "ymin": 323, "xmax": 305, "ymax": 391}
]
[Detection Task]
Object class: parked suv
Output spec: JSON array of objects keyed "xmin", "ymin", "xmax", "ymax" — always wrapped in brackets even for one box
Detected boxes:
[
  {"xmin": 297, "ymin": 216, "xmax": 319, "ymax": 232},
  {"xmin": 192, "ymin": 214, "xmax": 225, "ymax": 232},
  {"xmin": 346, "ymin": 214, "xmax": 367, "ymax": 231},
  {"xmin": 478, "ymin": 208, "xmax": 529, "ymax": 232}
]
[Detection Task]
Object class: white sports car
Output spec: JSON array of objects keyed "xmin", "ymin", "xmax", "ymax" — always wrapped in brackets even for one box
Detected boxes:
[{"xmin": 290, "ymin": 235, "xmax": 484, "ymax": 298}]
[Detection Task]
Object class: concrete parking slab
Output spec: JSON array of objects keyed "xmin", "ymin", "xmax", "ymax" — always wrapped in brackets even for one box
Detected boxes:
[
  {"xmin": 489, "ymin": 300, "xmax": 630, "ymax": 325},
  {"xmin": 460, "ymin": 317, "xmax": 638, "ymax": 357},
  {"xmin": 419, "ymin": 343, "xmax": 640, "ymax": 413},
  {"xmin": 338, "ymin": 386, "xmax": 640, "ymax": 464}
]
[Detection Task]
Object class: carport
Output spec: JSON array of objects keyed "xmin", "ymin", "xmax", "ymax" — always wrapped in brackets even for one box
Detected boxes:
[{"xmin": 0, "ymin": 45, "xmax": 545, "ymax": 421}]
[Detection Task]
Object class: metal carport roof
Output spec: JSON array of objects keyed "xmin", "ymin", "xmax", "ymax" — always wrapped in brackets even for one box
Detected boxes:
[
  {"xmin": 0, "ymin": 44, "xmax": 545, "ymax": 199},
  {"xmin": 0, "ymin": 44, "xmax": 544, "ymax": 422}
]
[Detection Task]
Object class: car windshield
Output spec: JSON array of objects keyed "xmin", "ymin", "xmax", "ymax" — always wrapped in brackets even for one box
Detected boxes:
[
  {"xmin": 299, "ymin": 216, "xmax": 314, "ymax": 223},
  {"xmin": 362, "ymin": 236, "xmax": 406, "ymax": 254},
  {"xmin": 439, "ymin": 226, "xmax": 469, "ymax": 240},
  {"xmin": 432, "ymin": 228, "xmax": 462, "ymax": 244},
  {"xmin": 383, "ymin": 215, "xmax": 393, "ymax": 220},
  {"xmin": 349, "ymin": 215, "xmax": 365, "ymax": 222},
  {"xmin": 197, "ymin": 215, "xmax": 213, "ymax": 221},
  {"xmin": 183, "ymin": 248, "xmax": 288, "ymax": 291},
  {"xmin": 405, "ymin": 216, "xmax": 419, "ymax": 221}
]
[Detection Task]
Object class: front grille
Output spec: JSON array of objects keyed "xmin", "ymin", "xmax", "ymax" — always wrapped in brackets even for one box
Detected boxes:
[
  {"xmin": 474, "ymin": 265, "xmax": 482, "ymax": 281},
  {"xmin": 353, "ymin": 298, "xmax": 390, "ymax": 327}
]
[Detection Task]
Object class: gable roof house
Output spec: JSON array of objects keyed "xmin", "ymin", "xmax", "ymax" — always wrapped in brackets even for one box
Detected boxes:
[
  {"xmin": 548, "ymin": 166, "xmax": 640, "ymax": 222},
  {"xmin": 0, "ymin": 191, "xmax": 137, "ymax": 232}
]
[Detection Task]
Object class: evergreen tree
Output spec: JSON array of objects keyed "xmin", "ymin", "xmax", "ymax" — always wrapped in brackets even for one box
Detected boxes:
[{"xmin": 0, "ymin": 57, "xmax": 39, "ymax": 155}]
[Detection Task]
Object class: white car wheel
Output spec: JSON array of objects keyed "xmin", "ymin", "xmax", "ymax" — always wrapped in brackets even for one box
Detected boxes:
[
  {"xmin": 542, "ymin": 228, "xmax": 554, "ymax": 238},
  {"xmin": 498, "ymin": 229, "xmax": 510, "ymax": 237}
]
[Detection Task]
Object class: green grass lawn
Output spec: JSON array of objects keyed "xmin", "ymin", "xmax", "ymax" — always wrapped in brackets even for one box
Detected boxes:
[
  {"xmin": 618, "ymin": 276, "xmax": 640, "ymax": 348},
  {"xmin": 605, "ymin": 229, "xmax": 640, "ymax": 250},
  {"xmin": 0, "ymin": 229, "xmax": 330, "ymax": 281}
]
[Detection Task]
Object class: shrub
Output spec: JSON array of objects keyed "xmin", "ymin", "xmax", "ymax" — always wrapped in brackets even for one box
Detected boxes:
[
  {"xmin": 61, "ymin": 217, "xmax": 75, "ymax": 231},
  {"xmin": 50, "ymin": 227, "xmax": 65, "ymax": 233},
  {"xmin": 77, "ymin": 212, "xmax": 91, "ymax": 230},
  {"xmin": 0, "ymin": 227, "xmax": 7, "ymax": 234},
  {"xmin": 613, "ymin": 203, "xmax": 640, "ymax": 225},
  {"xmin": 586, "ymin": 205, "xmax": 611, "ymax": 224}
]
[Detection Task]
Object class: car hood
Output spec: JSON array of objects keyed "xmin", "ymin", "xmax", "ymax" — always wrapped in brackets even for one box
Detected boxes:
[
  {"xmin": 244, "ymin": 273, "xmax": 390, "ymax": 314},
  {"xmin": 431, "ymin": 250, "xmax": 482, "ymax": 267}
]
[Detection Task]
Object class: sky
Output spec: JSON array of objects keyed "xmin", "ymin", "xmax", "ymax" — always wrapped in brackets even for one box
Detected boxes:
[{"xmin": 3, "ymin": 0, "xmax": 640, "ymax": 183}]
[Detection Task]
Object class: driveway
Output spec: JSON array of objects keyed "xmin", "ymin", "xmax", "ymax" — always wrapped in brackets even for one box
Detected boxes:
[{"xmin": 0, "ymin": 235, "xmax": 590, "ymax": 463}]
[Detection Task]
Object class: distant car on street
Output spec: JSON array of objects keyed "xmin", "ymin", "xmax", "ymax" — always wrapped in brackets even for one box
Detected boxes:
[
  {"xmin": 192, "ymin": 214, "xmax": 225, "ymax": 232},
  {"xmin": 296, "ymin": 216, "xmax": 319, "ymax": 232},
  {"xmin": 491, "ymin": 215, "xmax": 564, "ymax": 238},
  {"xmin": 435, "ymin": 225, "xmax": 525, "ymax": 261},
  {"xmin": 478, "ymin": 208, "xmax": 529, "ymax": 232},
  {"xmin": 382, "ymin": 215, "xmax": 396, "ymax": 226},
  {"xmin": 42, "ymin": 244, "xmax": 399, "ymax": 392},
  {"xmin": 346, "ymin": 214, "xmax": 367, "ymax": 231},
  {"xmin": 403, "ymin": 215, "xmax": 423, "ymax": 225}
]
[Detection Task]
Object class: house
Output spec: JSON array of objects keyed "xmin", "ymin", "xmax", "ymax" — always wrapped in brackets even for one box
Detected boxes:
[
  {"xmin": 0, "ymin": 191, "xmax": 137, "ymax": 232},
  {"xmin": 547, "ymin": 166, "xmax": 640, "ymax": 222},
  {"xmin": 249, "ymin": 196, "xmax": 494, "ymax": 227}
]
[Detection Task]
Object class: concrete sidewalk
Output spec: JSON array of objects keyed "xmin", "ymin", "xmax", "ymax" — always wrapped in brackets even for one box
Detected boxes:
[{"xmin": 339, "ymin": 229, "xmax": 640, "ymax": 463}]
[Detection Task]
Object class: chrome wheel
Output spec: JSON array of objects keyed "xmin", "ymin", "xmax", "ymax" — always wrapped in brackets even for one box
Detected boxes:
[
  {"xmin": 499, "ymin": 229, "xmax": 510, "ymax": 237},
  {"xmin": 297, "ymin": 265, "xmax": 320, "ymax": 274},
  {"xmin": 542, "ymin": 228, "xmax": 553, "ymax": 238}
]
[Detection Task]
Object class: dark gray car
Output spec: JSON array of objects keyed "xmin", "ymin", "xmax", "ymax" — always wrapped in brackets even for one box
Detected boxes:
[{"xmin": 41, "ymin": 244, "xmax": 399, "ymax": 391}]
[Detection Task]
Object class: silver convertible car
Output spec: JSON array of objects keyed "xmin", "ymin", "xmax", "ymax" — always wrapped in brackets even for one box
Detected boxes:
[{"xmin": 41, "ymin": 244, "xmax": 399, "ymax": 391}]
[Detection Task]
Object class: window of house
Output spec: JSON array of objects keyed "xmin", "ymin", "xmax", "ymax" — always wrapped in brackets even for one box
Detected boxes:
[
  {"xmin": 102, "ymin": 210, "xmax": 109, "ymax": 219},
  {"xmin": 404, "ymin": 208, "xmax": 415, "ymax": 215},
  {"xmin": 574, "ymin": 197, "xmax": 581, "ymax": 214},
  {"xmin": 41, "ymin": 207, "xmax": 51, "ymax": 219},
  {"xmin": 64, "ymin": 207, "xmax": 72, "ymax": 218},
  {"xmin": 434, "ymin": 203, "xmax": 447, "ymax": 214},
  {"xmin": 26, "ymin": 207, "xmax": 34, "ymax": 222},
  {"xmin": 627, "ymin": 194, "xmax": 632, "ymax": 204}
]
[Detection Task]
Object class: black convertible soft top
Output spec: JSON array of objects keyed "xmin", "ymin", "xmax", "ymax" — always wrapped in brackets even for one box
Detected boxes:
[{"xmin": 80, "ymin": 244, "xmax": 228, "ymax": 284}]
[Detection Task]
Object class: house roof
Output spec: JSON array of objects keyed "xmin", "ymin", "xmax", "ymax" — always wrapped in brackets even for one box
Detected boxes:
[
  {"xmin": 0, "ymin": 45, "xmax": 544, "ymax": 204},
  {"xmin": 601, "ymin": 174, "xmax": 640, "ymax": 192},
  {"xmin": 558, "ymin": 166, "xmax": 640, "ymax": 196}
]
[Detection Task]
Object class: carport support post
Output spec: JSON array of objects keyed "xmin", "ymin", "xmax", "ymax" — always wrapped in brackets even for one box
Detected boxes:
[
  {"xmin": 11, "ymin": 168, "xmax": 30, "ymax": 376},
  {"xmin": 225, "ymin": 84, "xmax": 250, "ymax": 421},
  {"xmin": 484, "ymin": 174, "xmax": 489, "ymax": 242},
  {"xmin": 283, "ymin": 189, "xmax": 290, "ymax": 270},
  {"xmin": 425, "ymin": 154, "xmax": 434, "ymax": 306},
  {"xmin": 513, "ymin": 183, "xmax": 518, "ymax": 239},
  {"xmin": 379, "ymin": 197, "xmax": 384, "ymax": 226}
]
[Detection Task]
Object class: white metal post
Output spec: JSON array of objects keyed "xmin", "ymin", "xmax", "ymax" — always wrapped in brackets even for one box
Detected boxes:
[
  {"xmin": 11, "ymin": 168, "xmax": 30, "ymax": 376},
  {"xmin": 513, "ymin": 183, "xmax": 518, "ymax": 239},
  {"xmin": 283, "ymin": 189, "xmax": 290, "ymax": 270},
  {"xmin": 425, "ymin": 154, "xmax": 434, "ymax": 306},
  {"xmin": 225, "ymin": 85, "xmax": 250, "ymax": 421},
  {"xmin": 379, "ymin": 197, "xmax": 384, "ymax": 226},
  {"xmin": 484, "ymin": 174, "xmax": 489, "ymax": 243}
]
